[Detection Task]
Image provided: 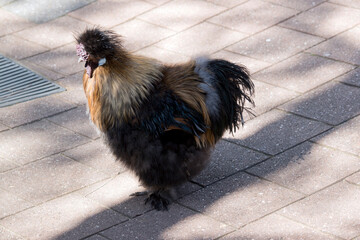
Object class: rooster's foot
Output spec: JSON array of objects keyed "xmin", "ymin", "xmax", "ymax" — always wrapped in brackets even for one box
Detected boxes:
[{"xmin": 145, "ymin": 191, "xmax": 170, "ymax": 211}]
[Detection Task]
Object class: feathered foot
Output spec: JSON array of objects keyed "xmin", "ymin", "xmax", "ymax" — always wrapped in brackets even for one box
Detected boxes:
[{"xmin": 145, "ymin": 190, "xmax": 170, "ymax": 211}]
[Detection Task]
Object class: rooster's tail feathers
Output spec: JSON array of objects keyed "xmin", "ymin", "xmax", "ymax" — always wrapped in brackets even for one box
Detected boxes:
[{"xmin": 195, "ymin": 57, "xmax": 254, "ymax": 139}]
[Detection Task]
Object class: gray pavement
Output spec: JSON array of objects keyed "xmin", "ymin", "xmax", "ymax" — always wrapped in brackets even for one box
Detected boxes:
[{"xmin": 0, "ymin": 0, "xmax": 359, "ymax": 239}]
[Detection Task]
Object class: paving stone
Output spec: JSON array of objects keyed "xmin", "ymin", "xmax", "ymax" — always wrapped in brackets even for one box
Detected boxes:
[
  {"xmin": 0, "ymin": 158, "xmax": 19, "ymax": 173},
  {"xmin": 0, "ymin": 35, "xmax": 48, "ymax": 60},
  {"xmin": 0, "ymin": 154, "xmax": 108, "ymax": 204},
  {"xmin": 211, "ymin": 50, "xmax": 270, "ymax": 73},
  {"xmin": 143, "ymin": 0, "xmax": 169, "ymax": 5},
  {"xmin": 330, "ymin": 0, "xmax": 360, "ymax": 9},
  {"xmin": 254, "ymin": 53, "xmax": 354, "ymax": 93},
  {"xmin": 0, "ymin": 123, "xmax": 9, "ymax": 132},
  {"xmin": 83, "ymin": 171, "xmax": 151, "ymax": 218},
  {"xmin": 335, "ymin": 67, "xmax": 360, "ymax": 87},
  {"xmin": 263, "ymin": 0, "xmax": 325, "ymax": 10},
  {"xmin": 0, "ymin": 194, "xmax": 127, "ymax": 240},
  {"xmin": 15, "ymin": 16, "xmax": 92, "ymax": 49},
  {"xmin": 112, "ymin": 19, "xmax": 175, "ymax": 52},
  {"xmin": 3, "ymin": 0, "xmax": 96, "ymax": 24},
  {"xmin": 193, "ymin": 140, "xmax": 268, "ymax": 186},
  {"xmin": 83, "ymin": 171, "xmax": 201, "ymax": 217},
  {"xmin": 205, "ymin": 0, "xmax": 246, "ymax": 8},
  {"xmin": 279, "ymin": 181, "xmax": 360, "ymax": 239},
  {"xmin": 56, "ymin": 71, "xmax": 87, "ymax": 106},
  {"xmin": 308, "ymin": 26, "xmax": 360, "ymax": 65},
  {"xmin": 0, "ymin": 120, "xmax": 89, "ymax": 164},
  {"xmin": 0, "ymin": 0, "xmax": 13, "ymax": 7},
  {"xmin": 83, "ymin": 235, "xmax": 108, "ymax": 240},
  {"xmin": 19, "ymin": 59, "xmax": 65, "ymax": 81},
  {"xmin": 179, "ymin": 172, "xmax": 303, "ymax": 228},
  {"xmin": 156, "ymin": 22, "xmax": 246, "ymax": 56},
  {"xmin": 139, "ymin": 0, "xmax": 225, "ymax": 32},
  {"xmin": 312, "ymin": 115, "xmax": 360, "ymax": 156},
  {"xmin": 0, "ymin": 189, "xmax": 32, "ymax": 219},
  {"xmin": 69, "ymin": 0, "xmax": 154, "ymax": 28},
  {"xmin": 224, "ymin": 109, "xmax": 330, "ymax": 155},
  {"xmin": 227, "ymin": 26, "xmax": 324, "ymax": 63},
  {"xmin": 26, "ymin": 43, "xmax": 84, "ymax": 76},
  {"xmin": 0, "ymin": 9, "xmax": 33, "ymax": 37},
  {"xmin": 247, "ymin": 141, "xmax": 360, "ymax": 194},
  {"xmin": 280, "ymin": 2, "xmax": 360, "ymax": 38},
  {"xmin": 0, "ymin": 95, "xmax": 75, "ymax": 128},
  {"xmin": 101, "ymin": 203, "xmax": 234, "ymax": 240},
  {"xmin": 63, "ymin": 139, "xmax": 126, "ymax": 176},
  {"xmin": 220, "ymin": 213, "xmax": 341, "ymax": 239},
  {"xmin": 209, "ymin": 0, "xmax": 297, "ymax": 34},
  {"xmin": 347, "ymin": 172, "xmax": 360, "ymax": 185},
  {"xmin": 244, "ymin": 80, "xmax": 299, "ymax": 118},
  {"xmin": 280, "ymin": 81, "xmax": 360, "ymax": 125},
  {"xmin": 0, "ymin": 226, "xmax": 24, "ymax": 240},
  {"xmin": 135, "ymin": 45, "xmax": 190, "ymax": 64},
  {"xmin": 47, "ymin": 106, "xmax": 99, "ymax": 139}
]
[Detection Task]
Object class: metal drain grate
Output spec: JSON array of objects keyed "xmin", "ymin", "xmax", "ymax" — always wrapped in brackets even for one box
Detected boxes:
[{"xmin": 0, "ymin": 55, "xmax": 65, "ymax": 108}]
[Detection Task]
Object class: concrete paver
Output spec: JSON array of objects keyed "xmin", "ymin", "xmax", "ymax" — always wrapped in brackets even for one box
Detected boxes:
[
  {"xmin": 312, "ymin": 114, "xmax": 360, "ymax": 156},
  {"xmin": 0, "ymin": 154, "xmax": 108, "ymax": 204},
  {"xmin": 280, "ymin": 81, "xmax": 360, "ymax": 125},
  {"xmin": 0, "ymin": 35, "xmax": 48, "ymax": 60},
  {"xmin": 220, "ymin": 214, "xmax": 341, "ymax": 240},
  {"xmin": 69, "ymin": 0, "xmax": 155, "ymax": 28},
  {"xmin": 1, "ymin": 0, "xmax": 360, "ymax": 239},
  {"xmin": 347, "ymin": 172, "xmax": 360, "ymax": 185},
  {"xmin": 0, "ymin": 123, "xmax": 9, "ymax": 132},
  {"xmin": 0, "ymin": 194, "xmax": 127, "ymax": 240},
  {"xmin": 63, "ymin": 139, "xmax": 126, "ymax": 176},
  {"xmin": 193, "ymin": 140, "xmax": 268, "ymax": 186},
  {"xmin": 253, "ymin": 53, "xmax": 354, "ymax": 93},
  {"xmin": 211, "ymin": 50, "xmax": 270, "ymax": 73},
  {"xmin": 47, "ymin": 105, "xmax": 99, "ymax": 139},
  {"xmin": 0, "ymin": 189, "xmax": 32, "ymax": 219},
  {"xmin": 0, "ymin": 9, "xmax": 33, "ymax": 36},
  {"xmin": 208, "ymin": 0, "xmax": 298, "ymax": 34},
  {"xmin": 0, "ymin": 95, "xmax": 75, "ymax": 128},
  {"xmin": 247, "ymin": 141, "xmax": 360, "ymax": 194},
  {"xmin": 179, "ymin": 171, "xmax": 304, "ymax": 228},
  {"xmin": 279, "ymin": 181, "xmax": 360, "ymax": 239},
  {"xmin": 14, "ymin": 15, "xmax": 93, "ymax": 49},
  {"xmin": 335, "ymin": 66, "xmax": 360, "ymax": 87},
  {"xmin": 0, "ymin": 158, "xmax": 19, "ymax": 173},
  {"xmin": 263, "ymin": 0, "xmax": 326, "ymax": 11},
  {"xmin": 244, "ymin": 80, "xmax": 299, "ymax": 118},
  {"xmin": 112, "ymin": 19, "xmax": 175, "ymax": 52},
  {"xmin": 101, "ymin": 203, "xmax": 234, "ymax": 240},
  {"xmin": 308, "ymin": 26, "xmax": 360, "ymax": 65},
  {"xmin": 227, "ymin": 26, "xmax": 324, "ymax": 63},
  {"xmin": 156, "ymin": 21, "xmax": 246, "ymax": 56},
  {"xmin": 56, "ymin": 71, "xmax": 88, "ymax": 106},
  {"xmin": 0, "ymin": 120, "xmax": 89, "ymax": 164},
  {"xmin": 280, "ymin": 2, "xmax": 360, "ymax": 38},
  {"xmin": 138, "ymin": 0, "xmax": 225, "ymax": 32},
  {"xmin": 25, "ymin": 43, "xmax": 84, "ymax": 75},
  {"xmin": 224, "ymin": 109, "xmax": 330, "ymax": 155}
]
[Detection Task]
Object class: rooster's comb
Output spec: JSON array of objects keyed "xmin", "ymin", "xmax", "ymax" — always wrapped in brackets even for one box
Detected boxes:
[{"xmin": 75, "ymin": 28, "xmax": 123, "ymax": 59}]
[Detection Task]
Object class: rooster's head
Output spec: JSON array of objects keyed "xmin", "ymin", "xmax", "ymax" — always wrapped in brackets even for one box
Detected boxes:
[{"xmin": 76, "ymin": 28, "xmax": 123, "ymax": 78}]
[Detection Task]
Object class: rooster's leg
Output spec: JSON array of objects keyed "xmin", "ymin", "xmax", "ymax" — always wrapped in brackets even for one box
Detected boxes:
[{"xmin": 145, "ymin": 188, "xmax": 170, "ymax": 211}]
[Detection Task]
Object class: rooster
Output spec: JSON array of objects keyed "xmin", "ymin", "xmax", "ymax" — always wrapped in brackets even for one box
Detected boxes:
[{"xmin": 76, "ymin": 28, "xmax": 254, "ymax": 210}]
